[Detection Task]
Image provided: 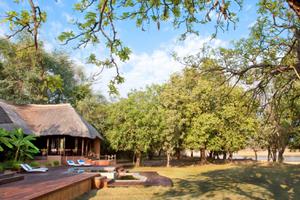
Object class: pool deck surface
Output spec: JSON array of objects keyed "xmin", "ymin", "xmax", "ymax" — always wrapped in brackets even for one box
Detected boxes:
[{"xmin": 0, "ymin": 167, "xmax": 98, "ymax": 200}]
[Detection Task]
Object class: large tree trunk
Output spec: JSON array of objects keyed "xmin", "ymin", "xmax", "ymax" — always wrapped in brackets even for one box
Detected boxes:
[
  {"xmin": 267, "ymin": 147, "xmax": 271, "ymax": 162},
  {"xmin": 166, "ymin": 152, "xmax": 171, "ymax": 167},
  {"xmin": 254, "ymin": 150, "xmax": 258, "ymax": 161},
  {"xmin": 228, "ymin": 152, "xmax": 233, "ymax": 162},
  {"xmin": 287, "ymin": 0, "xmax": 300, "ymax": 18},
  {"xmin": 200, "ymin": 148, "xmax": 206, "ymax": 164},
  {"xmin": 223, "ymin": 152, "xmax": 227, "ymax": 160},
  {"xmin": 209, "ymin": 151, "xmax": 213, "ymax": 159},
  {"xmin": 272, "ymin": 148, "xmax": 277, "ymax": 162},
  {"xmin": 135, "ymin": 152, "xmax": 142, "ymax": 167},
  {"xmin": 278, "ymin": 148, "xmax": 285, "ymax": 163},
  {"xmin": 175, "ymin": 148, "xmax": 181, "ymax": 160}
]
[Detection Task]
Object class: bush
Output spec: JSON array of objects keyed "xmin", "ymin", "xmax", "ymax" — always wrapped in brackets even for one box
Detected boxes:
[
  {"xmin": 29, "ymin": 161, "xmax": 40, "ymax": 168},
  {"xmin": 2, "ymin": 160, "xmax": 21, "ymax": 171},
  {"xmin": 0, "ymin": 165, "xmax": 4, "ymax": 173},
  {"xmin": 45, "ymin": 162, "xmax": 52, "ymax": 167},
  {"xmin": 53, "ymin": 160, "xmax": 60, "ymax": 166}
]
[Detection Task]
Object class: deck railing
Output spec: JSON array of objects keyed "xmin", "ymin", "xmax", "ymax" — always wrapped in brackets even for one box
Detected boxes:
[{"xmin": 100, "ymin": 154, "xmax": 117, "ymax": 160}]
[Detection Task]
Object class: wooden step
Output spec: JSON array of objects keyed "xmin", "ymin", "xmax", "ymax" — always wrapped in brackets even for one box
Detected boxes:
[
  {"xmin": 0, "ymin": 174, "xmax": 24, "ymax": 185},
  {"xmin": 0, "ymin": 172, "xmax": 15, "ymax": 179}
]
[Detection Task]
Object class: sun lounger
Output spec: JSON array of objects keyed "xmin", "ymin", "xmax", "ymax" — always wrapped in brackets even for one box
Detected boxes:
[
  {"xmin": 20, "ymin": 164, "xmax": 48, "ymax": 172},
  {"xmin": 67, "ymin": 160, "xmax": 81, "ymax": 166},
  {"xmin": 24, "ymin": 164, "xmax": 48, "ymax": 171},
  {"xmin": 77, "ymin": 159, "xmax": 92, "ymax": 166}
]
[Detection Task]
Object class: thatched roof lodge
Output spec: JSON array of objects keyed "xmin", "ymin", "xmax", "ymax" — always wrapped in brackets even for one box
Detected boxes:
[{"xmin": 0, "ymin": 100, "xmax": 103, "ymax": 160}]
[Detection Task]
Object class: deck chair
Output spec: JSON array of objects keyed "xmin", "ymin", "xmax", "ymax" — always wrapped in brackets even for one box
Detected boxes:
[
  {"xmin": 20, "ymin": 164, "xmax": 48, "ymax": 172},
  {"xmin": 25, "ymin": 164, "xmax": 48, "ymax": 171},
  {"xmin": 77, "ymin": 159, "xmax": 92, "ymax": 166},
  {"xmin": 67, "ymin": 160, "xmax": 81, "ymax": 166}
]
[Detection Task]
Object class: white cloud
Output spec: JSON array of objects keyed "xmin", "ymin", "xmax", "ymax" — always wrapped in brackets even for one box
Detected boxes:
[
  {"xmin": 63, "ymin": 12, "xmax": 74, "ymax": 23},
  {"xmin": 88, "ymin": 35, "xmax": 228, "ymax": 98},
  {"xmin": 0, "ymin": 27, "xmax": 7, "ymax": 37},
  {"xmin": 43, "ymin": 41, "xmax": 54, "ymax": 52},
  {"xmin": 247, "ymin": 21, "xmax": 256, "ymax": 29}
]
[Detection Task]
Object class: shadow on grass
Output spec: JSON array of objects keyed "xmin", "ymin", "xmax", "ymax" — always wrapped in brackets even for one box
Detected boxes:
[{"xmin": 155, "ymin": 164, "xmax": 300, "ymax": 200}]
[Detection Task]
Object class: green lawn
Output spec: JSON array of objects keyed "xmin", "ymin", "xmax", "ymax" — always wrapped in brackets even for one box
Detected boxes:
[{"xmin": 79, "ymin": 163, "xmax": 300, "ymax": 200}]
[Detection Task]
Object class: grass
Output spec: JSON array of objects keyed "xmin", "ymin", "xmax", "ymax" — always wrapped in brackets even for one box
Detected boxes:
[{"xmin": 79, "ymin": 163, "xmax": 300, "ymax": 200}]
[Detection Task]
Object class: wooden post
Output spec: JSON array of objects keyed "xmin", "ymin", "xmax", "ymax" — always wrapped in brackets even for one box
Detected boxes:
[
  {"xmin": 75, "ymin": 138, "xmax": 78, "ymax": 156},
  {"xmin": 85, "ymin": 139, "xmax": 88, "ymax": 157},
  {"xmin": 93, "ymin": 138, "xmax": 101, "ymax": 159},
  {"xmin": 63, "ymin": 136, "xmax": 66, "ymax": 155},
  {"xmin": 46, "ymin": 138, "xmax": 49, "ymax": 156},
  {"xmin": 82, "ymin": 138, "xmax": 84, "ymax": 156}
]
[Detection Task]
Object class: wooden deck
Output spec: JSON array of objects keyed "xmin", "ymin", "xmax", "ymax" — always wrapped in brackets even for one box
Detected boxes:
[{"xmin": 0, "ymin": 167, "xmax": 99, "ymax": 200}]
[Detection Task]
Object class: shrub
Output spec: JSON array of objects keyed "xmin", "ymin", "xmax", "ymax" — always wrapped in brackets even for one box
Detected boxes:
[
  {"xmin": 45, "ymin": 162, "xmax": 52, "ymax": 167},
  {"xmin": 53, "ymin": 160, "xmax": 60, "ymax": 166},
  {"xmin": 0, "ymin": 165, "xmax": 4, "ymax": 173},
  {"xmin": 29, "ymin": 161, "xmax": 40, "ymax": 168},
  {"xmin": 2, "ymin": 160, "xmax": 21, "ymax": 171}
]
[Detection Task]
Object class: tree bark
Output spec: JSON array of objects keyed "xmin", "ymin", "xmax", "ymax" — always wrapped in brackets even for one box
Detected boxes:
[
  {"xmin": 135, "ymin": 152, "xmax": 141, "ymax": 167},
  {"xmin": 223, "ymin": 152, "xmax": 227, "ymax": 160},
  {"xmin": 200, "ymin": 148, "xmax": 206, "ymax": 164},
  {"xmin": 166, "ymin": 152, "xmax": 171, "ymax": 167},
  {"xmin": 267, "ymin": 147, "xmax": 271, "ymax": 162},
  {"xmin": 278, "ymin": 148, "xmax": 285, "ymax": 163},
  {"xmin": 287, "ymin": 0, "xmax": 300, "ymax": 18},
  {"xmin": 209, "ymin": 151, "xmax": 213, "ymax": 159},
  {"xmin": 175, "ymin": 148, "xmax": 181, "ymax": 160},
  {"xmin": 228, "ymin": 152, "xmax": 233, "ymax": 162},
  {"xmin": 272, "ymin": 148, "xmax": 277, "ymax": 162},
  {"xmin": 254, "ymin": 150, "xmax": 258, "ymax": 161}
]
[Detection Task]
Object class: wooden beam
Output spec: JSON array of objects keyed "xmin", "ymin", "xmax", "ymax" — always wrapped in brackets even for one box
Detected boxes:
[
  {"xmin": 82, "ymin": 138, "xmax": 84, "ymax": 156},
  {"xmin": 46, "ymin": 138, "xmax": 49, "ymax": 156}
]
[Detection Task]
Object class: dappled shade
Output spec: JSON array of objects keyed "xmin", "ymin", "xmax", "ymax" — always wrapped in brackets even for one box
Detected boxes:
[{"xmin": 155, "ymin": 164, "xmax": 300, "ymax": 200}]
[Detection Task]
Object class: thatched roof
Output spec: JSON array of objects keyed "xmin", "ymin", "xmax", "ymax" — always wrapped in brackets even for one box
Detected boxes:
[
  {"xmin": 0, "ymin": 101, "xmax": 32, "ymax": 134},
  {"xmin": 0, "ymin": 100, "xmax": 103, "ymax": 140}
]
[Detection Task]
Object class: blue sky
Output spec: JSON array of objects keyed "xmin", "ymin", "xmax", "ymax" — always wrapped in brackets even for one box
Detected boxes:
[{"xmin": 0, "ymin": 0, "xmax": 259, "ymax": 97}]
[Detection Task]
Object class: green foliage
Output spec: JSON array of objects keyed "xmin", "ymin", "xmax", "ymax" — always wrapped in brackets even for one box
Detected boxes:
[
  {"xmin": 29, "ymin": 161, "xmax": 40, "ymax": 168},
  {"xmin": 1, "ymin": 160, "xmax": 21, "ymax": 171},
  {"xmin": 160, "ymin": 67, "xmax": 258, "ymax": 159},
  {"xmin": 9, "ymin": 129, "xmax": 39, "ymax": 161},
  {"xmin": 0, "ymin": 37, "xmax": 91, "ymax": 104},
  {"xmin": 106, "ymin": 85, "xmax": 164, "ymax": 166},
  {"xmin": 0, "ymin": 128, "xmax": 13, "ymax": 151},
  {"xmin": 75, "ymin": 95, "xmax": 108, "ymax": 134},
  {"xmin": 0, "ymin": 165, "xmax": 4, "ymax": 172},
  {"xmin": 53, "ymin": 160, "xmax": 60, "ymax": 166},
  {"xmin": 45, "ymin": 161, "xmax": 52, "ymax": 167},
  {"xmin": 104, "ymin": 66, "xmax": 259, "ymax": 165}
]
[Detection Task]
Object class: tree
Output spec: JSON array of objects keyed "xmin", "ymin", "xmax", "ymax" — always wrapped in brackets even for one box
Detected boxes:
[
  {"xmin": 105, "ymin": 86, "xmax": 163, "ymax": 167},
  {"xmin": 75, "ymin": 94, "xmax": 108, "ymax": 134},
  {"xmin": 9, "ymin": 129, "xmax": 39, "ymax": 161},
  {"xmin": 161, "ymin": 65, "xmax": 259, "ymax": 163},
  {"xmin": 0, "ymin": 36, "xmax": 90, "ymax": 104}
]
